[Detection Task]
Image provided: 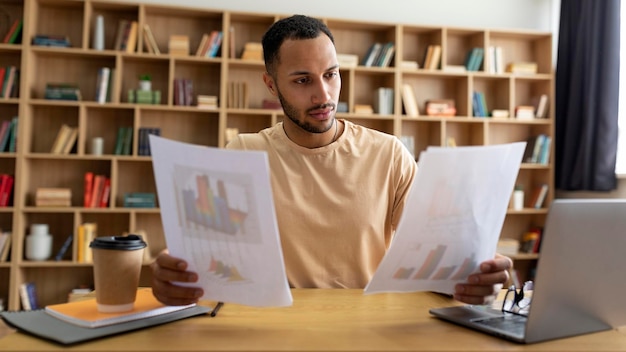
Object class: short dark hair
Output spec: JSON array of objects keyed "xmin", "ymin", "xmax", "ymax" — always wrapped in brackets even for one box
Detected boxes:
[{"xmin": 262, "ymin": 15, "xmax": 335, "ymax": 76}]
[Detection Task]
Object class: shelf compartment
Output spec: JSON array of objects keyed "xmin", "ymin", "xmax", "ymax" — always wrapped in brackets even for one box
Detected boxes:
[
  {"xmin": 443, "ymin": 119, "xmax": 486, "ymax": 146},
  {"xmin": 513, "ymin": 77, "xmax": 553, "ymax": 115},
  {"xmin": 401, "ymin": 119, "xmax": 443, "ymax": 156},
  {"xmin": 0, "ymin": 267, "xmax": 9, "ymax": 310},
  {"xmin": 488, "ymin": 31, "xmax": 553, "ymax": 75},
  {"xmin": 80, "ymin": 211, "xmax": 130, "ymax": 240},
  {"xmin": 172, "ymin": 60, "xmax": 221, "ymax": 105},
  {"xmin": 28, "ymin": 50, "xmax": 117, "ymax": 101},
  {"xmin": 402, "ymin": 73, "xmax": 470, "ymax": 117},
  {"xmin": 25, "ymin": 104, "xmax": 79, "ymax": 154},
  {"xmin": 22, "ymin": 158, "xmax": 111, "ymax": 207},
  {"xmin": 89, "ymin": 2, "xmax": 139, "ymax": 51},
  {"xmin": 114, "ymin": 159, "xmax": 157, "ymax": 209},
  {"xmin": 119, "ymin": 56, "xmax": 169, "ymax": 104},
  {"xmin": 486, "ymin": 120, "xmax": 551, "ymax": 146},
  {"xmin": 31, "ymin": 0, "xmax": 85, "ymax": 49},
  {"xmin": 139, "ymin": 108, "xmax": 219, "ymax": 147},
  {"xmin": 401, "ymin": 26, "xmax": 442, "ymax": 69},
  {"xmin": 0, "ymin": 211, "xmax": 12, "ymax": 233},
  {"xmin": 444, "ymin": 28, "xmax": 485, "ymax": 69},
  {"xmin": 226, "ymin": 13, "xmax": 276, "ymax": 60},
  {"xmin": 21, "ymin": 211, "xmax": 75, "ymax": 262},
  {"xmin": 226, "ymin": 64, "xmax": 274, "ymax": 109},
  {"xmin": 353, "ymin": 71, "xmax": 395, "ymax": 114},
  {"xmin": 144, "ymin": 5, "xmax": 224, "ymax": 57},
  {"xmin": 471, "ymin": 76, "xmax": 511, "ymax": 116},
  {"xmin": 21, "ymin": 266, "xmax": 93, "ymax": 306},
  {"xmin": 84, "ymin": 105, "xmax": 135, "ymax": 156},
  {"xmin": 327, "ymin": 19, "xmax": 397, "ymax": 67}
]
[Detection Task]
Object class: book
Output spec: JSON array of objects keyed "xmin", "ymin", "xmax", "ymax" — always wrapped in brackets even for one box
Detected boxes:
[
  {"xmin": 20, "ymin": 282, "xmax": 39, "ymax": 310},
  {"xmin": 2, "ymin": 19, "xmax": 23, "ymax": 44},
  {"xmin": 401, "ymin": 84, "xmax": 419, "ymax": 117},
  {"xmin": 44, "ymin": 288, "xmax": 196, "ymax": 328},
  {"xmin": 143, "ymin": 24, "xmax": 160, "ymax": 54},
  {"xmin": 54, "ymin": 234, "xmax": 73, "ymax": 261},
  {"xmin": 61, "ymin": 127, "xmax": 78, "ymax": 154},
  {"xmin": 535, "ymin": 93, "xmax": 549, "ymax": 118},
  {"xmin": 529, "ymin": 184, "xmax": 549, "ymax": 209},
  {"xmin": 50, "ymin": 124, "xmax": 73, "ymax": 154}
]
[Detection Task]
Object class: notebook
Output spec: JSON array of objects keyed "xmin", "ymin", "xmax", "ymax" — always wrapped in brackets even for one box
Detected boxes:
[
  {"xmin": 44, "ymin": 287, "xmax": 196, "ymax": 328},
  {"xmin": 429, "ymin": 199, "xmax": 626, "ymax": 344},
  {"xmin": 1, "ymin": 288, "xmax": 213, "ymax": 345}
]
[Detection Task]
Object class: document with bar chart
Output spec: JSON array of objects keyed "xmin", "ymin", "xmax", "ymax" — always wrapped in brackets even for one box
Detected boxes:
[
  {"xmin": 150, "ymin": 135, "xmax": 292, "ymax": 307},
  {"xmin": 365, "ymin": 142, "xmax": 526, "ymax": 295}
]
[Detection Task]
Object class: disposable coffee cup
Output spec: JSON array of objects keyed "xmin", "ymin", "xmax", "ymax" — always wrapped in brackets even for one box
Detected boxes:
[{"xmin": 90, "ymin": 235, "xmax": 147, "ymax": 313}]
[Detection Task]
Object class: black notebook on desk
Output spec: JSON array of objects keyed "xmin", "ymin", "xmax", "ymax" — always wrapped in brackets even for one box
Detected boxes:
[{"xmin": 0, "ymin": 304, "xmax": 212, "ymax": 345}]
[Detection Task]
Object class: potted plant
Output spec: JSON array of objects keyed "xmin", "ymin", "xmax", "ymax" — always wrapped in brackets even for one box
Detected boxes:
[{"xmin": 139, "ymin": 74, "xmax": 152, "ymax": 91}]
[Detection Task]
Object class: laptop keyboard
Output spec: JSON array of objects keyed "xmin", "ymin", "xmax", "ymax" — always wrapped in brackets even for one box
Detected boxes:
[{"xmin": 474, "ymin": 314, "xmax": 527, "ymax": 336}]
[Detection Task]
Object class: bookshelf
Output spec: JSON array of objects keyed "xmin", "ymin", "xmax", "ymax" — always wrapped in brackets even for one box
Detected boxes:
[{"xmin": 0, "ymin": 0, "xmax": 553, "ymax": 310}]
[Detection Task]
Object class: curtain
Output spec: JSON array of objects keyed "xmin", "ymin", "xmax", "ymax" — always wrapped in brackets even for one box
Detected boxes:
[{"xmin": 555, "ymin": 0, "xmax": 620, "ymax": 191}]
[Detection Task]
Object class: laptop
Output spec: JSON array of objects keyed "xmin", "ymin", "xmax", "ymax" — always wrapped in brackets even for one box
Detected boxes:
[{"xmin": 429, "ymin": 199, "xmax": 626, "ymax": 343}]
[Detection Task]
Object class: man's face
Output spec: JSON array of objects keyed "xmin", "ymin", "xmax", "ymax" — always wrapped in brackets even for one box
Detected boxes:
[{"xmin": 265, "ymin": 35, "xmax": 341, "ymax": 134}]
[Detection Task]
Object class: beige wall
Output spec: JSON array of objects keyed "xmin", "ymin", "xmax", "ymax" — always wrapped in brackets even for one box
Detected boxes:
[{"xmin": 556, "ymin": 178, "xmax": 626, "ymax": 199}]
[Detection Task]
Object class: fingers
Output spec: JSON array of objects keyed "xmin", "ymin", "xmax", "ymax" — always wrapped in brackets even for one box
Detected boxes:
[
  {"xmin": 150, "ymin": 251, "xmax": 204, "ymax": 306},
  {"xmin": 453, "ymin": 255, "xmax": 512, "ymax": 305}
]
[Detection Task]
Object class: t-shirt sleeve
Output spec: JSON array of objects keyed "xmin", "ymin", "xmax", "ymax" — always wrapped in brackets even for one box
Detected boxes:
[{"xmin": 390, "ymin": 140, "xmax": 417, "ymax": 232}]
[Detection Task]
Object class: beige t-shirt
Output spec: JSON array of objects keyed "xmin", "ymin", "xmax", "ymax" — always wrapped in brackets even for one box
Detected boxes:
[{"xmin": 226, "ymin": 120, "xmax": 417, "ymax": 288}]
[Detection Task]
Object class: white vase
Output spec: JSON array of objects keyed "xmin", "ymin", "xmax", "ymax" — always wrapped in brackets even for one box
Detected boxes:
[
  {"xmin": 25, "ymin": 224, "xmax": 52, "ymax": 261},
  {"xmin": 139, "ymin": 80, "xmax": 152, "ymax": 91},
  {"xmin": 93, "ymin": 15, "xmax": 105, "ymax": 50}
]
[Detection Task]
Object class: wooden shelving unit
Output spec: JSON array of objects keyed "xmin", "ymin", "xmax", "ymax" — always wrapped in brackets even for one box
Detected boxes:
[{"xmin": 0, "ymin": 0, "xmax": 553, "ymax": 310}]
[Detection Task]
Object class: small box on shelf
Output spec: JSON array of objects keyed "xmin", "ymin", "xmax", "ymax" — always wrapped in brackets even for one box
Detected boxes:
[{"xmin": 35, "ymin": 188, "xmax": 71, "ymax": 207}]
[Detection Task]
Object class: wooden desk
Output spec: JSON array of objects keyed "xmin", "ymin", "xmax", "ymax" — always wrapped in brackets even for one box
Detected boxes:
[{"xmin": 1, "ymin": 289, "xmax": 625, "ymax": 351}]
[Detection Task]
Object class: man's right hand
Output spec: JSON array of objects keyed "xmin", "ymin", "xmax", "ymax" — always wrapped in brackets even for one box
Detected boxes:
[{"xmin": 150, "ymin": 250, "xmax": 204, "ymax": 306}]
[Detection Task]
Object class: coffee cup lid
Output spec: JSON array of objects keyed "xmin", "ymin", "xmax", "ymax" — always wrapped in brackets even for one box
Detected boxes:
[{"xmin": 89, "ymin": 234, "xmax": 147, "ymax": 250}]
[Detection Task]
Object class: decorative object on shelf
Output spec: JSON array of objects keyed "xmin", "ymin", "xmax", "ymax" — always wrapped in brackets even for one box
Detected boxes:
[
  {"xmin": 138, "ymin": 74, "xmax": 152, "ymax": 92},
  {"xmin": 93, "ymin": 15, "xmax": 104, "ymax": 50},
  {"xmin": 511, "ymin": 184, "xmax": 524, "ymax": 210},
  {"xmin": 25, "ymin": 224, "xmax": 52, "ymax": 261},
  {"xmin": 425, "ymin": 99, "xmax": 456, "ymax": 117},
  {"xmin": 91, "ymin": 137, "xmax": 104, "ymax": 156}
]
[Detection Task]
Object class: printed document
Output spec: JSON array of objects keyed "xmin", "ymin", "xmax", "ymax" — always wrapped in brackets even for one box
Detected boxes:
[
  {"xmin": 150, "ymin": 136, "xmax": 292, "ymax": 307},
  {"xmin": 365, "ymin": 142, "xmax": 526, "ymax": 295}
]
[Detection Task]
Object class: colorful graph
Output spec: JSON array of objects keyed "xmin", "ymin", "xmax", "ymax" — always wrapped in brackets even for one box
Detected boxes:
[
  {"xmin": 208, "ymin": 255, "xmax": 246, "ymax": 282},
  {"xmin": 391, "ymin": 243, "xmax": 477, "ymax": 281},
  {"xmin": 179, "ymin": 174, "xmax": 247, "ymax": 235}
]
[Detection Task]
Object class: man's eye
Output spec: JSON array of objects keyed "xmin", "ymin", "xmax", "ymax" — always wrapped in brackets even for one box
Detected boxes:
[{"xmin": 295, "ymin": 78, "xmax": 309, "ymax": 84}]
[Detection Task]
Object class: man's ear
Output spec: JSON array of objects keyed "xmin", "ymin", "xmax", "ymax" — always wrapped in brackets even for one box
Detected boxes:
[{"xmin": 263, "ymin": 72, "xmax": 278, "ymax": 97}]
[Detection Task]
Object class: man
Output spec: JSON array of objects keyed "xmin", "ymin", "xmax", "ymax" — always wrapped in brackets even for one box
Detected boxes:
[{"xmin": 151, "ymin": 15, "xmax": 511, "ymax": 306}]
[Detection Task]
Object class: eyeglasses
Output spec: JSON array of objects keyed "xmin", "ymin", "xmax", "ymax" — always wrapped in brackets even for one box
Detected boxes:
[{"xmin": 501, "ymin": 281, "xmax": 533, "ymax": 316}]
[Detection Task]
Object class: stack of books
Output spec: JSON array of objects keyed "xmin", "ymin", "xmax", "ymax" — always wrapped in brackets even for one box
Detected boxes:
[
  {"xmin": 50, "ymin": 124, "xmax": 78, "ymax": 154},
  {"xmin": 240, "ymin": 42, "xmax": 262, "ymax": 61},
  {"xmin": 168, "ymin": 35, "xmax": 189, "ymax": 56},
  {"xmin": 31, "ymin": 34, "xmax": 70, "ymax": 47},
  {"xmin": 128, "ymin": 90, "xmax": 161, "ymax": 105},
  {"xmin": 197, "ymin": 95, "xmax": 218, "ymax": 110},
  {"xmin": 35, "ymin": 188, "xmax": 71, "ymax": 207},
  {"xmin": 425, "ymin": 99, "xmax": 456, "ymax": 117},
  {"xmin": 506, "ymin": 62, "xmax": 538, "ymax": 75},
  {"xmin": 44, "ymin": 83, "xmax": 81, "ymax": 101},
  {"xmin": 123, "ymin": 192, "xmax": 156, "ymax": 208}
]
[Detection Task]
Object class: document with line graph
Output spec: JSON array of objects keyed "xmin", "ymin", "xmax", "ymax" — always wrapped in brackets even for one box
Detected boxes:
[
  {"xmin": 150, "ymin": 135, "xmax": 292, "ymax": 307},
  {"xmin": 365, "ymin": 142, "xmax": 525, "ymax": 295}
]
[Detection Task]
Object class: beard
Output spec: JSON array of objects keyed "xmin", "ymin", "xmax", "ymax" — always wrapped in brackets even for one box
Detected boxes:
[{"xmin": 276, "ymin": 88, "xmax": 336, "ymax": 134}]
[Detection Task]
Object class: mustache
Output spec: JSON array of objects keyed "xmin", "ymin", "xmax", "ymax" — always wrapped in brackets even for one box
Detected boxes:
[{"xmin": 307, "ymin": 103, "xmax": 336, "ymax": 113}]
